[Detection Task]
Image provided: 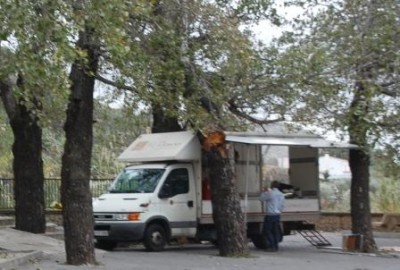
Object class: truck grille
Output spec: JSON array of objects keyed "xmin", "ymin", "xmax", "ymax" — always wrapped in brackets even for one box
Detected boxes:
[{"xmin": 94, "ymin": 213, "xmax": 115, "ymax": 221}]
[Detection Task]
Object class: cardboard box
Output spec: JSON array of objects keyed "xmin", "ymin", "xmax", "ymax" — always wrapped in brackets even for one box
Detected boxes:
[{"xmin": 342, "ymin": 234, "xmax": 362, "ymax": 251}]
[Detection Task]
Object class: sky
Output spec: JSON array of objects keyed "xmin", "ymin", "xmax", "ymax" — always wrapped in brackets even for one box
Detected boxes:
[{"xmin": 251, "ymin": 3, "xmax": 303, "ymax": 44}]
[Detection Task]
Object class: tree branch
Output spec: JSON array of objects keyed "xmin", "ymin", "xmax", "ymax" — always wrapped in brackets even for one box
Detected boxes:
[
  {"xmin": 95, "ymin": 74, "xmax": 137, "ymax": 93},
  {"xmin": 381, "ymin": 88, "xmax": 398, "ymax": 97},
  {"xmin": 0, "ymin": 75, "xmax": 19, "ymax": 120},
  {"xmin": 228, "ymin": 98, "xmax": 284, "ymax": 126},
  {"xmin": 379, "ymin": 81, "xmax": 399, "ymax": 97},
  {"xmin": 377, "ymin": 120, "xmax": 400, "ymax": 128}
]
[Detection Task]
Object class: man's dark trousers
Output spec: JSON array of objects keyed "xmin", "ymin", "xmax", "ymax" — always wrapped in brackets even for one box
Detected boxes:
[{"xmin": 263, "ymin": 214, "xmax": 281, "ymax": 251}]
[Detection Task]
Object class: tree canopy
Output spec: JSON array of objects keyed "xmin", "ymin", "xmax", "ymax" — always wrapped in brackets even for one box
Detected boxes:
[
  {"xmin": 272, "ymin": 0, "xmax": 400, "ymax": 149},
  {"xmin": 266, "ymin": 0, "xmax": 400, "ymax": 252}
]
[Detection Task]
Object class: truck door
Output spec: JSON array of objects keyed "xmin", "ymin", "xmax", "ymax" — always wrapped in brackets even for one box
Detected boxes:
[{"xmin": 158, "ymin": 166, "xmax": 197, "ymax": 237}]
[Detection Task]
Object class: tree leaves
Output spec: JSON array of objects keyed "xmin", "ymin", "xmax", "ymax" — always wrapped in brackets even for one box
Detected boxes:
[{"xmin": 271, "ymin": 0, "xmax": 400, "ymax": 148}]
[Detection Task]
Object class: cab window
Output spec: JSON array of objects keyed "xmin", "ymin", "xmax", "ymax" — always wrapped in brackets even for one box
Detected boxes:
[{"xmin": 160, "ymin": 168, "xmax": 189, "ymax": 197}]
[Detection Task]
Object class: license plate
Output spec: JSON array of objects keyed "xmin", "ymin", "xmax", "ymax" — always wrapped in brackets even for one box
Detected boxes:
[{"xmin": 94, "ymin": 230, "xmax": 109, "ymax": 236}]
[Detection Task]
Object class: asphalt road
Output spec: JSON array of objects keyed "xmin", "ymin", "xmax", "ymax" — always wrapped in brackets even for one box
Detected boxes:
[{"xmin": 15, "ymin": 232, "xmax": 400, "ymax": 270}]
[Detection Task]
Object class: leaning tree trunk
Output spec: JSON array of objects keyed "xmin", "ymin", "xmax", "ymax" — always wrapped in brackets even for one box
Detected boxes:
[
  {"xmin": 61, "ymin": 28, "xmax": 99, "ymax": 265},
  {"xmin": 348, "ymin": 80, "xmax": 377, "ymax": 253},
  {"xmin": 0, "ymin": 78, "xmax": 46, "ymax": 233},
  {"xmin": 201, "ymin": 131, "xmax": 248, "ymax": 257}
]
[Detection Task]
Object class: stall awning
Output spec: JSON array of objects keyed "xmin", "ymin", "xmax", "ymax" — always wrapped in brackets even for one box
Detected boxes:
[{"xmin": 225, "ymin": 133, "xmax": 358, "ymax": 148}]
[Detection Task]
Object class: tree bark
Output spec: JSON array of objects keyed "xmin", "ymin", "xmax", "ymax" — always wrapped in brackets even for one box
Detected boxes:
[
  {"xmin": 61, "ymin": 28, "xmax": 99, "ymax": 265},
  {"xmin": 0, "ymin": 78, "xmax": 46, "ymax": 233},
  {"xmin": 348, "ymin": 80, "xmax": 377, "ymax": 253},
  {"xmin": 349, "ymin": 147, "xmax": 376, "ymax": 252},
  {"xmin": 201, "ymin": 131, "xmax": 248, "ymax": 257},
  {"xmin": 151, "ymin": 103, "xmax": 182, "ymax": 133}
]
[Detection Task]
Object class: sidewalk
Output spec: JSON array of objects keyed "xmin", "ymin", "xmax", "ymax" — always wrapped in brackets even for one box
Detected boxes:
[
  {"xmin": 0, "ymin": 226, "xmax": 399, "ymax": 270},
  {"xmin": 0, "ymin": 227, "xmax": 65, "ymax": 269}
]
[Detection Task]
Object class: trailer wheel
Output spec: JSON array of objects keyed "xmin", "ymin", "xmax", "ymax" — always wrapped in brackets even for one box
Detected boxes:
[
  {"xmin": 144, "ymin": 224, "xmax": 167, "ymax": 252},
  {"xmin": 250, "ymin": 234, "xmax": 267, "ymax": 249},
  {"xmin": 95, "ymin": 240, "xmax": 117, "ymax": 251}
]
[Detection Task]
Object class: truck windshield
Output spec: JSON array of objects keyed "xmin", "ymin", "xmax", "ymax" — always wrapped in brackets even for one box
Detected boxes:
[{"xmin": 108, "ymin": 168, "xmax": 165, "ymax": 193}]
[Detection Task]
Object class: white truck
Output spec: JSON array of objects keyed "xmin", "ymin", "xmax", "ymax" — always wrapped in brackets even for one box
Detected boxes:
[{"xmin": 93, "ymin": 131, "xmax": 354, "ymax": 251}]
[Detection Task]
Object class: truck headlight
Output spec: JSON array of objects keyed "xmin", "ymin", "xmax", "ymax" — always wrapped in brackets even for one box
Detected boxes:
[
  {"xmin": 114, "ymin": 213, "xmax": 129, "ymax": 220},
  {"xmin": 114, "ymin": 212, "xmax": 140, "ymax": 221}
]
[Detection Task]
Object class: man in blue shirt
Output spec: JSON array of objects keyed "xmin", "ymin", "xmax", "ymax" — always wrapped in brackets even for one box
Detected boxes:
[{"xmin": 260, "ymin": 180, "xmax": 285, "ymax": 252}]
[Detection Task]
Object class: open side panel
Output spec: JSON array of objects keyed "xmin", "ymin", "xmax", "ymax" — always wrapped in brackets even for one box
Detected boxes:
[
  {"xmin": 289, "ymin": 146, "xmax": 319, "ymax": 197},
  {"xmin": 286, "ymin": 146, "xmax": 320, "ymax": 217}
]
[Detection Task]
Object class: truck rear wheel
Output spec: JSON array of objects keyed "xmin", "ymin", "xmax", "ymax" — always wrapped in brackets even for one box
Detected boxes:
[
  {"xmin": 250, "ymin": 234, "xmax": 267, "ymax": 249},
  {"xmin": 95, "ymin": 240, "xmax": 117, "ymax": 251},
  {"xmin": 143, "ymin": 224, "xmax": 167, "ymax": 252}
]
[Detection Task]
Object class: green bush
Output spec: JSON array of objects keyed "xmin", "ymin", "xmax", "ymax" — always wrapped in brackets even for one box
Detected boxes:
[
  {"xmin": 320, "ymin": 181, "xmax": 350, "ymax": 212},
  {"xmin": 371, "ymin": 177, "xmax": 400, "ymax": 213}
]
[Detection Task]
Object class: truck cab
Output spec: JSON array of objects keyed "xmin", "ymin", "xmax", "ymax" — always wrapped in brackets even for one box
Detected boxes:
[{"xmin": 94, "ymin": 163, "xmax": 198, "ymax": 251}]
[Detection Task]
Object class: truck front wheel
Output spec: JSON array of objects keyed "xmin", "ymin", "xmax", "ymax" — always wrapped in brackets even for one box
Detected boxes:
[{"xmin": 143, "ymin": 224, "xmax": 167, "ymax": 252}]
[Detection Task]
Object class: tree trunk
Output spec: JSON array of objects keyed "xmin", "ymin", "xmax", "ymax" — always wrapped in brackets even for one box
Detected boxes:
[
  {"xmin": 0, "ymin": 78, "xmax": 46, "ymax": 233},
  {"xmin": 348, "ymin": 80, "xmax": 377, "ymax": 253},
  {"xmin": 151, "ymin": 103, "xmax": 182, "ymax": 133},
  {"xmin": 61, "ymin": 28, "xmax": 99, "ymax": 265},
  {"xmin": 349, "ymin": 147, "xmax": 376, "ymax": 252},
  {"xmin": 201, "ymin": 131, "xmax": 248, "ymax": 257}
]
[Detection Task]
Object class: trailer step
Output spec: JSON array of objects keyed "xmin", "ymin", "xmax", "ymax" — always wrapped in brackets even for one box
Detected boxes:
[{"xmin": 297, "ymin": 229, "xmax": 332, "ymax": 247}]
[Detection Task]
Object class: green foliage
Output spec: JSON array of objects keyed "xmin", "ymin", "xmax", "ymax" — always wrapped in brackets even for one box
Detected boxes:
[
  {"xmin": 1, "ymin": 0, "xmax": 289, "ymax": 139},
  {"xmin": 320, "ymin": 177, "xmax": 400, "ymax": 213},
  {"xmin": 49, "ymin": 102, "xmax": 151, "ymax": 178},
  {"xmin": 372, "ymin": 149, "xmax": 400, "ymax": 179},
  {"xmin": 1, "ymin": 102, "xmax": 150, "ymax": 178},
  {"xmin": 0, "ymin": 106, "xmax": 13, "ymax": 177},
  {"xmin": 41, "ymin": 124, "xmax": 64, "ymax": 177},
  {"xmin": 215, "ymin": 0, "xmax": 280, "ymax": 24},
  {"xmin": 320, "ymin": 181, "xmax": 351, "ymax": 212},
  {"xmin": 271, "ymin": 0, "xmax": 400, "ymax": 150},
  {"xmin": 91, "ymin": 102, "xmax": 152, "ymax": 178},
  {"xmin": 0, "ymin": 0, "xmax": 153, "ymax": 179},
  {"xmin": 371, "ymin": 177, "xmax": 400, "ymax": 213},
  {"xmin": 370, "ymin": 150, "xmax": 400, "ymax": 212},
  {"xmin": 0, "ymin": 0, "xmax": 72, "ymax": 118},
  {"xmin": 95, "ymin": 0, "xmax": 289, "ymax": 132}
]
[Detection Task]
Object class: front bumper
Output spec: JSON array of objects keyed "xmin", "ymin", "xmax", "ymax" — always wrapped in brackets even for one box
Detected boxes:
[{"xmin": 94, "ymin": 221, "xmax": 146, "ymax": 242}]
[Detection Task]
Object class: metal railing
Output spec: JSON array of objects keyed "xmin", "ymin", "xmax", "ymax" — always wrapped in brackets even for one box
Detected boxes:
[{"xmin": 0, "ymin": 178, "xmax": 113, "ymax": 210}]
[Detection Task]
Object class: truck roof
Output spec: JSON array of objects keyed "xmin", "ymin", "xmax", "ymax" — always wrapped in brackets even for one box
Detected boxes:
[{"xmin": 117, "ymin": 131, "xmax": 201, "ymax": 163}]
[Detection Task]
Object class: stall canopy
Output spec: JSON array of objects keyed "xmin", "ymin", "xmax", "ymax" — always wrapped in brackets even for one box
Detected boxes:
[
  {"xmin": 117, "ymin": 131, "xmax": 357, "ymax": 163},
  {"xmin": 225, "ymin": 132, "xmax": 358, "ymax": 149}
]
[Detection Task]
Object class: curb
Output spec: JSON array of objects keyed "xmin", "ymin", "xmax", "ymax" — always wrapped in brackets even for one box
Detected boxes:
[
  {"xmin": 318, "ymin": 246, "xmax": 400, "ymax": 259},
  {"xmin": 0, "ymin": 250, "xmax": 43, "ymax": 270},
  {"xmin": 373, "ymin": 231, "xmax": 400, "ymax": 239}
]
